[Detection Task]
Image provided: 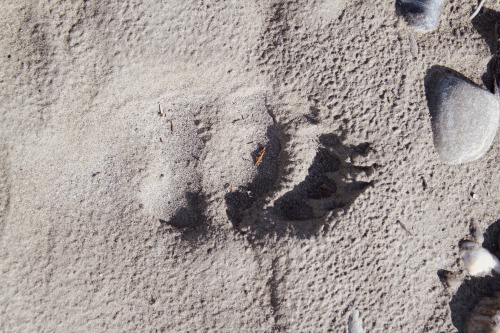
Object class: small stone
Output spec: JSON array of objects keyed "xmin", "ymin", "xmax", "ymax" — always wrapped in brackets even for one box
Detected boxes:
[
  {"xmin": 427, "ymin": 75, "xmax": 500, "ymax": 164},
  {"xmin": 396, "ymin": 0, "xmax": 445, "ymax": 32}
]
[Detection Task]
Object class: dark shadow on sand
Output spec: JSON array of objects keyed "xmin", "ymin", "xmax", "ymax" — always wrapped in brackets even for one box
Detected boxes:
[
  {"xmin": 472, "ymin": 8, "xmax": 500, "ymax": 54},
  {"xmin": 471, "ymin": 8, "xmax": 500, "ymax": 91},
  {"xmin": 224, "ymin": 125, "xmax": 282, "ymax": 229},
  {"xmin": 158, "ymin": 191, "xmax": 209, "ymax": 244}
]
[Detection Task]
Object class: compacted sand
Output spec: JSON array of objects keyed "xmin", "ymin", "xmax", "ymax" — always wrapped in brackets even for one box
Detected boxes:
[{"xmin": 1, "ymin": 1, "xmax": 500, "ymax": 332}]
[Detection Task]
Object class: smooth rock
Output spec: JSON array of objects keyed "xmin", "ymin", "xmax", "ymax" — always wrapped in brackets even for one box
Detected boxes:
[
  {"xmin": 428, "ymin": 75, "xmax": 500, "ymax": 164},
  {"xmin": 396, "ymin": 0, "xmax": 445, "ymax": 32}
]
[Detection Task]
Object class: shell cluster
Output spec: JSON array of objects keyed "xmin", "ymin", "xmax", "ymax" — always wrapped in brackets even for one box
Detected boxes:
[{"xmin": 451, "ymin": 222, "xmax": 500, "ymax": 333}]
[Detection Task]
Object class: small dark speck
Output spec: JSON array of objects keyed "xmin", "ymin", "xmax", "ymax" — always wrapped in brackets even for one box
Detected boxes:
[
  {"xmin": 7, "ymin": 55, "xmax": 12, "ymax": 59},
  {"xmin": 422, "ymin": 178, "xmax": 428, "ymax": 190}
]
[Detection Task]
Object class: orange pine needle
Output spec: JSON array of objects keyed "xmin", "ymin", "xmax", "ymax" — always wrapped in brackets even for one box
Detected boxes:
[{"xmin": 254, "ymin": 147, "xmax": 266, "ymax": 166}]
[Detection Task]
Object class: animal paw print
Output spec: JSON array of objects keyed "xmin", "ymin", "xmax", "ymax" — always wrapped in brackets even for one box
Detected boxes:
[{"xmin": 273, "ymin": 134, "xmax": 376, "ymax": 221}]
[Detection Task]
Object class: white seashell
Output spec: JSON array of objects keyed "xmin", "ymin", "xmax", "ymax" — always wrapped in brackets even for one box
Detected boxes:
[
  {"xmin": 348, "ymin": 310, "xmax": 366, "ymax": 333},
  {"xmin": 470, "ymin": 0, "xmax": 487, "ymax": 20},
  {"xmin": 467, "ymin": 292, "xmax": 500, "ymax": 333},
  {"xmin": 396, "ymin": 0, "xmax": 445, "ymax": 32},
  {"xmin": 460, "ymin": 241, "xmax": 500, "ymax": 276}
]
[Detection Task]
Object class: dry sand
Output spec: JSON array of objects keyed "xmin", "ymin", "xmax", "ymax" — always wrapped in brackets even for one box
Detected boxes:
[{"xmin": 1, "ymin": 0, "xmax": 500, "ymax": 332}]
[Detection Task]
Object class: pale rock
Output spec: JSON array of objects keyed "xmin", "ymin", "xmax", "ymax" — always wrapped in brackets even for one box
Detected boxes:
[{"xmin": 428, "ymin": 75, "xmax": 500, "ymax": 164}]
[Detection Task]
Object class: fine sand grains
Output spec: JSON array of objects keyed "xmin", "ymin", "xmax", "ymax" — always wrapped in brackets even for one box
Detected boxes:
[{"xmin": 1, "ymin": 0, "xmax": 500, "ymax": 332}]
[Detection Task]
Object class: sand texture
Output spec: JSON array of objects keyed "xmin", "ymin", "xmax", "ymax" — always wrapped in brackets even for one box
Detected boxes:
[{"xmin": 1, "ymin": 0, "xmax": 500, "ymax": 332}]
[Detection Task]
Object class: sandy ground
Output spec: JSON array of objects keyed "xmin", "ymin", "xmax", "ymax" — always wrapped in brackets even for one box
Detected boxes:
[{"xmin": 1, "ymin": 0, "xmax": 500, "ymax": 332}]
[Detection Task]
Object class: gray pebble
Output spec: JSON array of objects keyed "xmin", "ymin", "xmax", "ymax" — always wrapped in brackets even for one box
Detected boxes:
[
  {"xmin": 396, "ymin": 0, "xmax": 445, "ymax": 32},
  {"xmin": 428, "ymin": 75, "xmax": 499, "ymax": 164}
]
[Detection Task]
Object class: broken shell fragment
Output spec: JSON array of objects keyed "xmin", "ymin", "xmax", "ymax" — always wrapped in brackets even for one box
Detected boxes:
[
  {"xmin": 460, "ymin": 241, "xmax": 500, "ymax": 276},
  {"xmin": 467, "ymin": 292, "xmax": 500, "ymax": 333},
  {"xmin": 427, "ymin": 75, "xmax": 500, "ymax": 164},
  {"xmin": 348, "ymin": 310, "xmax": 366, "ymax": 333},
  {"xmin": 396, "ymin": 0, "xmax": 445, "ymax": 32},
  {"xmin": 437, "ymin": 269, "xmax": 461, "ymax": 291}
]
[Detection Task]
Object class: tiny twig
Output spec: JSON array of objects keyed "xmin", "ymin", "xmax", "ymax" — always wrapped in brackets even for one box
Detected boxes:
[
  {"xmin": 470, "ymin": 0, "xmax": 487, "ymax": 20},
  {"xmin": 319, "ymin": 184, "xmax": 334, "ymax": 193},
  {"xmin": 396, "ymin": 220, "xmax": 413, "ymax": 236},
  {"xmin": 254, "ymin": 147, "xmax": 266, "ymax": 166},
  {"xmin": 158, "ymin": 104, "xmax": 164, "ymax": 117},
  {"xmin": 170, "ymin": 120, "xmax": 174, "ymax": 133}
]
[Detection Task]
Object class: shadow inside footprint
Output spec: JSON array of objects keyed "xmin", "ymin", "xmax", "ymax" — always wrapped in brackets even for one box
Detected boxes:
[
  {"xmin": 159, "ymin": 191, "xmax": 205, "ymax": 229},
  {"xmin": 236, "ymin": 134, "xmax": 375, "ymax": 240},
  {"xmin": 274, "ymin": 147, "xmax": 341, "ymax": 221},
  {"xmin": 225, "ymin": 189, "xmax": 255, "ymax": 227},
  {"xmin": 273, "ymin": 134, "xmax": 374, "ymax": 226},
  {"xmin": 448, "ymin": 219, "xmax": 500, "ymax": 332},
  {"xmin": 226, "ymin": 131, "xmax": 376, "ymax": 241},
  {"xmin": 224, "ymin": 125, "xmax": 282, "ymax": 228}
]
